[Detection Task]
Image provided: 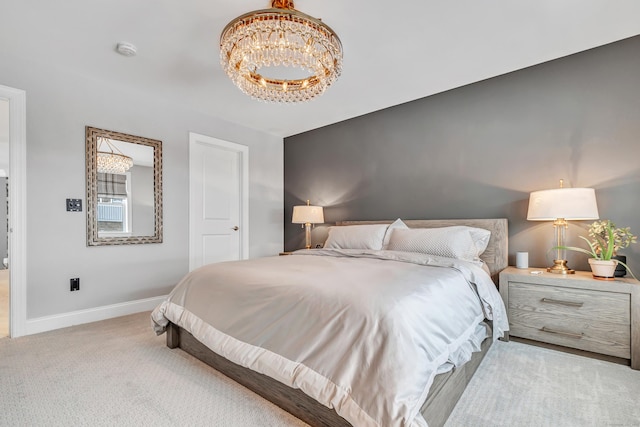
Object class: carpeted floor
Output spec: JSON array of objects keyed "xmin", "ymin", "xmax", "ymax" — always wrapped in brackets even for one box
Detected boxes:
[
  {"xmin": 1, "ymin": 311, "xmax": 639, "ymax": 426},
  {"xmin": 0, "ymin": 312, "xmax": 306, "ymax": 427},
  {"xmin": 446, "ymin": 339, "xmax": 640, "ymax": 427}
]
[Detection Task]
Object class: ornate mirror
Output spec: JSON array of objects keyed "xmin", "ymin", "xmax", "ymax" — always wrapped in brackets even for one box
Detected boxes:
[{"xmin": 86, "ymin": 126, "xmax": 163, "ymax": 246}]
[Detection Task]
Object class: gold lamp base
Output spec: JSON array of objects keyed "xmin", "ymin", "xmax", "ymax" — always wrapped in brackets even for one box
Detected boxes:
[
  {"xmin": 547, "ymin": 259, "xmax": 575, "ymax": 274},
  {"xmin": 304, "ymin": 223, "xmax": 312, "ymax": 250}
]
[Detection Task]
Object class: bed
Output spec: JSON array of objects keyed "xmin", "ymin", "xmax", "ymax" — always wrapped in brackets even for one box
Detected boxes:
[{"xmin": 152, "ymin": 218, "xmax": 508, "ymax": 426}]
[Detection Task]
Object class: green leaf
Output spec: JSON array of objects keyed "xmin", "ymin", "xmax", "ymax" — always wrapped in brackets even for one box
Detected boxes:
[
  {"xmin": 552, "ymin": 244, "xmax": 597, "ymax": 258},
  {"xmin": 614, "ymin": 259, "xmax": 637, "ymax": 280}
]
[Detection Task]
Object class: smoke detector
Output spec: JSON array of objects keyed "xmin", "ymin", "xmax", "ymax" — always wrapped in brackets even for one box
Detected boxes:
[{"xmin": 116, "ymin": 42, "xmax": 137, "ymax": 57}]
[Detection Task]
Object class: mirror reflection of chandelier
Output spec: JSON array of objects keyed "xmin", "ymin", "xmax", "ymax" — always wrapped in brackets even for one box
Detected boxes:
[
  {"xmin": 96, "ymin": 137, "xmax": 133, "ymax": 174},
  {"xmin": 220, "ymin": 0, "xmax": 343, "ymax": 103}
]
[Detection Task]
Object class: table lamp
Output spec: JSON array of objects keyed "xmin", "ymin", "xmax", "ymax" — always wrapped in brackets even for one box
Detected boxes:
[
  {"xmin": 527, "ymin": 180, "xmax": 599, "ymax": 274},
  {"xmin": 292, "ymin": 200, "xmax": 324, "ymax": 249}
]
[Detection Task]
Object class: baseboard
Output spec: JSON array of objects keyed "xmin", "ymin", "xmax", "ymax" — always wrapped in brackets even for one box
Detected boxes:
[{"xmin": 24, "ymin": 295, "xmax": 167, "ymax": 336}]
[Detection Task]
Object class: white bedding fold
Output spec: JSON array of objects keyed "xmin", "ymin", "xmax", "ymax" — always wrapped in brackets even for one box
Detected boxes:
[{"xmin": 152, "ymin": 249, "xmax": 508, "ymax": 427}]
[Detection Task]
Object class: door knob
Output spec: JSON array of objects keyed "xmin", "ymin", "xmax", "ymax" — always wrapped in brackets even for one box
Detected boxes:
[{"xmin": 232, "ymin": 226, "xmax": 239, "ymax": 231}]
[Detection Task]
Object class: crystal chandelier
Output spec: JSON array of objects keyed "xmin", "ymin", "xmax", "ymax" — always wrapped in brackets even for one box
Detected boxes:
[
  {"xmin": 96, "ymin": 137, "xmax": 133, "ymax": 174},
  {"xmin": 220, "ymin": 0, "xmax": 343, "ymax": 103}
]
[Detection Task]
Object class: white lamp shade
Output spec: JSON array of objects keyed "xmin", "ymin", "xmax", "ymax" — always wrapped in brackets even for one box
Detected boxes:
[
  {"xmin": 292, "ymin": 205, "xmax": 324, "ymax": 224},
  {"xmin": 527, "ymin": 188, "xmax": 599, "ymax": 221}
]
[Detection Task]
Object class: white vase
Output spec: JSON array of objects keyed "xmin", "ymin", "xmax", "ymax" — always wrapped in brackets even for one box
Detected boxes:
[{"xmin": 588, "ymin": 258, "xmax": 618, "ymax": 280}]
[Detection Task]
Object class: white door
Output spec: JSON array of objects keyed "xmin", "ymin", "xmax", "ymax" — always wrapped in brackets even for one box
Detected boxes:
[{"xmin": 189, "ymin": 133, "xmax": 248, "ymax": 271}]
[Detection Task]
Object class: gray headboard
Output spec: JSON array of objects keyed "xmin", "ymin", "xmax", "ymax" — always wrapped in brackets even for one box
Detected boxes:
[{"xmin": 336, "ymin": 218, "xmax": 508, "ymax": 283}]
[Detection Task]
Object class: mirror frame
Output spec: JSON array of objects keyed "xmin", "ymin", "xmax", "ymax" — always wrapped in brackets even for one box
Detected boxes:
[{"xmin": 86, "ymin": 126, "xmax": 163, "ymax": 246}]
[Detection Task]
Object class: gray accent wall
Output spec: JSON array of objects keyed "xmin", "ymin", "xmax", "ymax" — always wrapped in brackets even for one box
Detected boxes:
[
  {"xmin": 0, "ymin": 56, "xmax": 284, "ymax": 319},
  {"xmin": 284, "ymin": 35, "xmax": 640, "ymax": 275}
]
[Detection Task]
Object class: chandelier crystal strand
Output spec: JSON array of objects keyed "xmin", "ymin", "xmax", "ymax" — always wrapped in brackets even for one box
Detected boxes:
[
  {"xmin": 220, "ymin": 0, "xmax": 343, "ymax": 103},
  {"xmin": 96, "ymin": 137, "xmax": 134, "ymax": 174}
]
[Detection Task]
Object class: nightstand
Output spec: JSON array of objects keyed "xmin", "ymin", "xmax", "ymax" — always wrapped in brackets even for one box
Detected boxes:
[{"xmin": 499, "ymin": 266, "xmax": 639, "ymax": 370}]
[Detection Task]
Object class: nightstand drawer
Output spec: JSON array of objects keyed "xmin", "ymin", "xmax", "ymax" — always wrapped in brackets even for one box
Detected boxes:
[
  {"xmin": 509, "ymin": 309, "xmax": 631, "ymax": 358},
  {"xmin": 509, "ymin": 282, "xmax": 630, "ymax": 325}
]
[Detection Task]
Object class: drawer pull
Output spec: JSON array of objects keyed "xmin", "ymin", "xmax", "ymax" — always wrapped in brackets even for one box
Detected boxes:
[
  {"xmin": 541, "ymin": 326, "xmax": 584, "ymax": 339},
  {"xmin": 541, "ymin": 297, "xmax": 584, "ymax": 308}
]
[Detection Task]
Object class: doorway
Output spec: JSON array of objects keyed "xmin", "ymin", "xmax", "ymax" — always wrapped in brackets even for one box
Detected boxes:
[
  {"xmin": 0, "ymin": 99, "xmax": 9, "ymax": 337},
  {"xmin": 188, "ymin": 133, "xmax": 249, "ymax": 271},
  {"xmin": 0, "ymin": 84, "xmax": 26, "ymax": 338}
]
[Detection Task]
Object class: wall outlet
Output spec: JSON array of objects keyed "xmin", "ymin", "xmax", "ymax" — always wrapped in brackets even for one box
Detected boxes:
[{"xmin": 70, "ymin": 278, "xmax": 80, "ymax": 291}]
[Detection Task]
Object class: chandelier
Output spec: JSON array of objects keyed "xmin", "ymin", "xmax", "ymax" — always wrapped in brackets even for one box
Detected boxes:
[
  {"xmin": 96, "ymin": 137, "xmax": 133, "ymax": 174},
  {"xmin": 220, "ymin": 0, "xmax": 343, "ymax": 103}
]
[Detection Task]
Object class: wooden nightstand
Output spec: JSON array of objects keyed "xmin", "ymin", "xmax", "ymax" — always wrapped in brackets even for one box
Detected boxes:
[{"xmin": 499, "ymin": 266, "xmax": 639, "ymax": 370}]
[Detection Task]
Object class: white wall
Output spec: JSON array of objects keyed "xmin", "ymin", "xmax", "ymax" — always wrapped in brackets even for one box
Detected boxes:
[
  {"xmin": 0, "ymin": 98, "xmax": 8, "ymax": 175},
  {"xmin": 129, "ymin": 165, "xmax": 155, "ymax": 236},
  {"xmin": 0, "ymin": 57, "xmax": 283, "ymax": 320}
]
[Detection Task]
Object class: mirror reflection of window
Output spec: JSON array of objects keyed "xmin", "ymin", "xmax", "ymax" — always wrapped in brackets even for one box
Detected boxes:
[{"xmin": 97, "ymin": 172, "xmax": 131, "ymax": 235}]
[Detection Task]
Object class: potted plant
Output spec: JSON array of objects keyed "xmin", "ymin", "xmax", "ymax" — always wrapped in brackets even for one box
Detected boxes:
[{"xmin": 555, "ymin": 220, "xmax": 637, "ymax": 280}]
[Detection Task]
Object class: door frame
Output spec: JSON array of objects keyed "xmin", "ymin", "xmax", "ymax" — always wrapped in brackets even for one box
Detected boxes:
[
  {"xmin": 188, "ymin": 132, "xmax": 249, "ymax": 271},
  {"xmin": 0, "ymin": 84, "xmax": 27, "ymax": 337}
]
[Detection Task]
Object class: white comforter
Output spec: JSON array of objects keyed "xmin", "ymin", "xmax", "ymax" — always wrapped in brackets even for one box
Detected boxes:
[{"xmin": 152, "ymin": 249, "xmax": 508, "ymax": 427}]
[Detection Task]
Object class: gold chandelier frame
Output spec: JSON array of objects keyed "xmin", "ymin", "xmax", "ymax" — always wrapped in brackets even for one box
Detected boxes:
[{"xmin": 220, "ymin": 0, "xmax": 343, "ymax": 103}]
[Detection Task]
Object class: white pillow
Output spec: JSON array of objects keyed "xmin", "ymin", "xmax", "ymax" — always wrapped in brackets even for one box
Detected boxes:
[
  {"xmin": 324, "ymin": 224, "xmax": 388, "ymax": 250},
  {"xmin": 462, "ymin": 226, "xmax": 491, "ymax": 255},
  {"xmin": 382, "ymin": 219, "xmax": 409, "ymax": 249},
  {"xmin": 387, "ymin": 226, "xmax": 482, "ymax": 262}
]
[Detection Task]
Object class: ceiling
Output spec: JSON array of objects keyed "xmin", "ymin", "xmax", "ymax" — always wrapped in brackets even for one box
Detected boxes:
[
  {"xmin": 107, "ymin": 138, "xmax": 154, "ymax": 168},
  {"xmin": 2, "ymin": 1, "xmax": 640, "ymax": 138}
]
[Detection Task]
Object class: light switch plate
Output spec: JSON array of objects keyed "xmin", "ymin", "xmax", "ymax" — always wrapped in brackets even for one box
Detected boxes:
[{"xmin": 66, "ymin": 199, "xmax": 82, "ymax": 212}]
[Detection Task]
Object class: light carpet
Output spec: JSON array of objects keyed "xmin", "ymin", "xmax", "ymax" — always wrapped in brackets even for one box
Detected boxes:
[
  {"xmin": 1, "ymin": 312, "xmax": 639, "ymax": 427},
  {"xmin": 0, "ymin": 312, "xmax": 306, "ymax": 427},
  {"xmin": 445, "ymin": 339, "xmax": 640, "ymax": 427}
]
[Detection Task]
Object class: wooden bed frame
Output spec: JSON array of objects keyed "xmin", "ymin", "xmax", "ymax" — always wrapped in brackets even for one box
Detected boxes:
[{"xmin": 166, "ymin": 218, "xmax": 508, "ymax": 427}]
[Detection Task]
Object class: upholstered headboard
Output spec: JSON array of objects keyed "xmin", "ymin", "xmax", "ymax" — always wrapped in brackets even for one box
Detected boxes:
[{"xmin": 336, "ymin": 218, "xmax": 508, "ymax": 283}]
